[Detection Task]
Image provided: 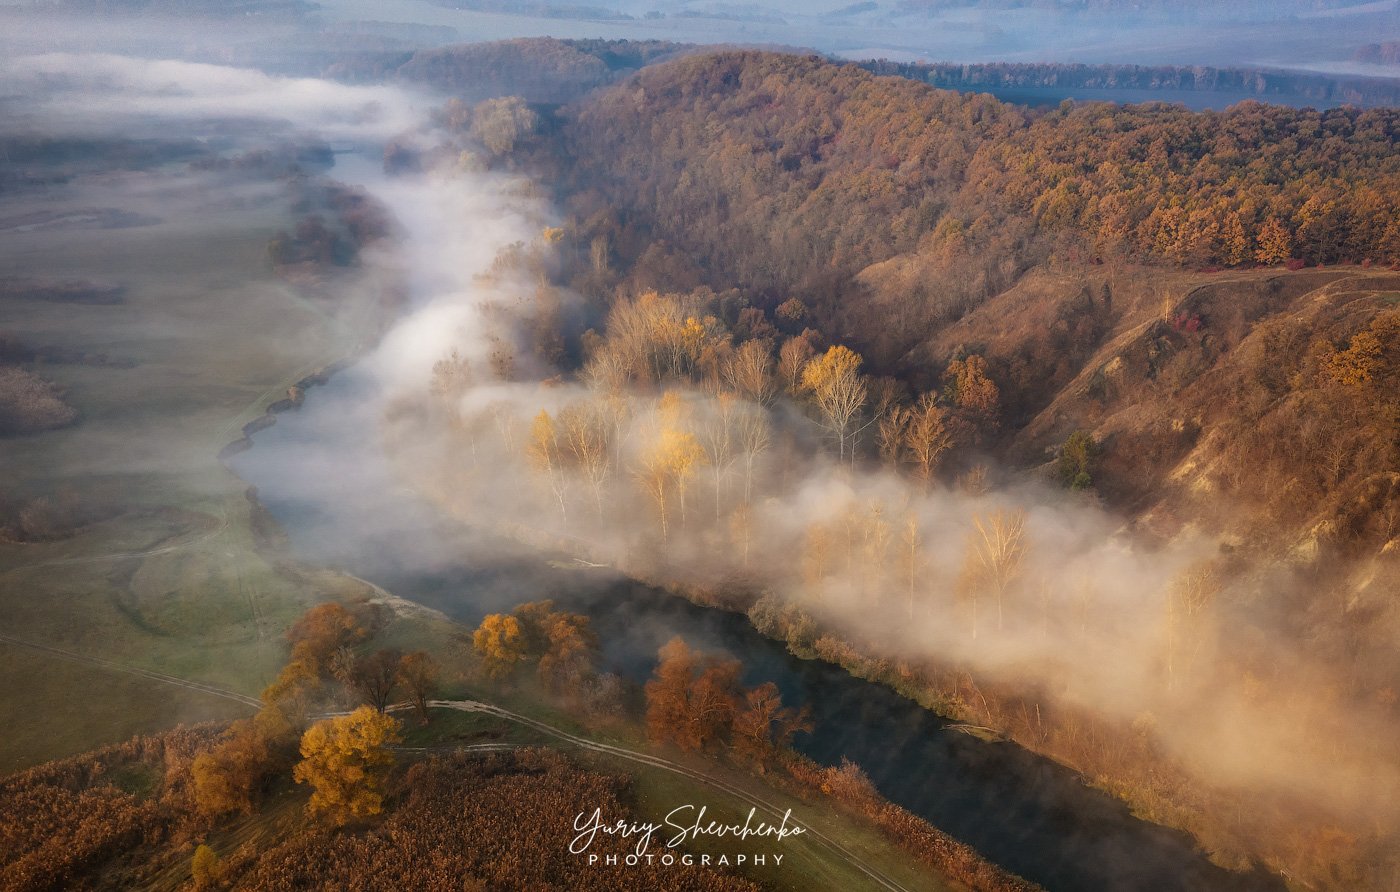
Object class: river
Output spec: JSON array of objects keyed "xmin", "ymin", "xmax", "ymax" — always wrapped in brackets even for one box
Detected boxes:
[{"xmin": 229, "ymin": 359, "xmax": 1283, "ymax": 892}]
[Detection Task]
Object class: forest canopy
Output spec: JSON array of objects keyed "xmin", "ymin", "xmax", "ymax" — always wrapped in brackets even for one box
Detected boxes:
[{"xmin": 551, "ymin": 51, "xmax": 1400, "ymax": 304}]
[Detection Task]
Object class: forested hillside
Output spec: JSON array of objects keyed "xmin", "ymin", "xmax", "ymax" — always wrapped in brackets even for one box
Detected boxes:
[
  {"xmin": 447, "ymin": 50, "xmax": 1400, "ymax": 887},
  {"xmin": 534, "ymin": 47, "xmax": 1400, "ymax": 564},
  {"xmin": 550, "ymin": 53, "xmax": 1399, "ymax": 350}
]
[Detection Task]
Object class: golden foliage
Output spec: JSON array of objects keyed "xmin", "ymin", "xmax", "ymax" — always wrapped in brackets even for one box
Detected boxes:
[
  {"xmin": 801, "ymin": 345, "xmax": 868, "ymax": 462},
  {"xmin": 472, "ymin": 613, "xmax": 527, "ymax": 678},
  {"xmin": 191, "ymin": 844, "xmax": 224, "ymax": 890},
  {"xmin": 292, "ymin": 707, "xmax": 401, "ymax": 826}
]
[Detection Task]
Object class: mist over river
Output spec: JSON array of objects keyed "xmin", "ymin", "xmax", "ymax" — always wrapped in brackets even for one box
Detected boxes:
[{"xmin": 226, "ymin": 156, "xmax": 1283, "ymax": 892}]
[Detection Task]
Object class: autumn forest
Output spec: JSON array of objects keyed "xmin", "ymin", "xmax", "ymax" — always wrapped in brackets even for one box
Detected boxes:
[
  {"xmin": 5, "ymin": 7, "xmax": 1400, "ymax": 891},
  {"xmin": 381, "ymin": 47, "xmax": 1400, "ymax": 890}
]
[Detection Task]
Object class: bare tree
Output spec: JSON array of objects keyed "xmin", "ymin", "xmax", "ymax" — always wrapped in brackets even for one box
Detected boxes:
[
  {"xmin": 397, "ymin": 652, "xmax": 440, "ymax": 726},
  {"xmin": 590, "ymin": 233, "xmax": 610, "ymax": 276},
  {"xmin": 724, "ymin": 339, "xmax": 778, "ymax": 407},
  {"xmin": 878, "ymin": 405, "xmax": 910, "ymax": 470},
  {"xmin": 778, "ymin": 336, "xmax": 814, "ymax": 398},
  {"xmin": 349, "ymin": 649, "xmax": 402, "ymax": 713},
  {"xmin": 633, "ymin": 449, "xmax": 671, "ymax": 542},
  {"xmin": 429, "ymin": 348, "xmax": 473, "ymax": 403},
  {"xmin": 581, "ymin": 346, "xmax": 631, "ymax": 394},
  {"xmin": 730, "ymin": 501, "xmax": 754, "ymax": 569},
  {"xmin": 735, "ymin": 401, "xmax": 771, "ymax": 506},
  {"xmin": 1165, "ymin": 561, "xmax": 1219, "ymax": 689},
  {"xmin": 699, "ymin": 393, "xmax": 740, "ymax": 521},
  {"xmin": 900, "ymin": 514, "xmax": 925, "ymax": 620},
  {"xmin": 861, "ymin": 502, "xmax": 892, "ymax": 601},
  {"xmin": 633, "ymin": 421, "xmax": 705, "ymax": 540},
  {"xmin": 560, "ymin": 402, "xmax": 612, "ymax": 520},
  {"xmin": 802, "ymin": 521, "xmax": 835, "ymax": 597},
  {"xmin": 965, "ymin": 509, "xmax": 1028, "ymax": 636},
  {"xmin": 959, "ymin": 464, "xmax": 990, "ymax": 496},
  {"xmin": 490, "ymin": 401, "xmax": 518, "ymax": 451},
  {"xmin": 904, "ymin": 393, "xmax": 954, "ymax": 483}
]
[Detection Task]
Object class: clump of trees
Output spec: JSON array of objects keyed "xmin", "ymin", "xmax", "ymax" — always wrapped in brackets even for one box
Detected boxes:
[
  {"xmin": 268, "ymin": 181, "xmax": 390, "ymax": 270},
  {"xmin": 0, "ymin": 487, "xmax": 92, "ymax": 542},
  {"xmin": 468, "ymin": 96, "xmax": 541, "ymax": 157},
  {"xmin": 492, "ymin": 289, "xmax": 999, "ymax": 552},
  {"xmin": 644, "ymin": 636, "xmax": 810, "ymax": 769},
  {"xmin": 0, "ymin": 365, "xmax": 77, "ymax": 435},
  {"xmin": 193, "ymin": 600, "xmax": 440, "ymax": 824},
  {"xmin": 471, "ymin": 601, "xmax": 617, "ymax": 709},
  {"xmin": 952, "ymin": 509, "xmax": 1028, "ymax": 638},
  {"xmin": 191, "ymin": 707, "xmax": 292, "ymax": 818}
]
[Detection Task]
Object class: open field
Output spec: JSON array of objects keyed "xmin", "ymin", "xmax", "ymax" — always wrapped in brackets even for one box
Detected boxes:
[{"xmin": 0, "ymin": 166, "xmax": 386, "ymax": 771}]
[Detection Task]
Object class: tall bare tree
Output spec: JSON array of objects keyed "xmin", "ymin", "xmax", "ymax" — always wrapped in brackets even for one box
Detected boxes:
[
  {"xmin": 735, "ymin": 401, "xmax": 771, "ymax": 506},
  {"xmin": 861, "ymin": 502, "xmax": 893, "ymax": 600},
  {"xmin": 560, "ymin": 402, "xmax": 612, "ymax": 520},
  {"xmin": 878, "ymin": 405, "xmax": 910, "ymax": 470},
  {"xmin": 778, "ymin": 336, "xmax": 814, "ymax": 397},
  {"xmin": 699, "ymin": 393, "xmax": 740, "ymax": 521},
  {"xmin": 904, "ymin": 393, "xmax": 954, "ymax": 483},
  {"xmin": 724, "ymin": 339, "xmax": 778, "ymax": 407},
  {"xmin": 900, "ymin": 513, "xmax": 926, "ymax": 620},
  {"xmin": 965, "ymin": 509, "xmax": 1028, "ymax": 637}
]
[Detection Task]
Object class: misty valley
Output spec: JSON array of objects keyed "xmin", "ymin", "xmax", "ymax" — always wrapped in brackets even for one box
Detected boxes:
[{"xmin": 2, "ymin": 3, "xmax": 1400, "ymax": 892}]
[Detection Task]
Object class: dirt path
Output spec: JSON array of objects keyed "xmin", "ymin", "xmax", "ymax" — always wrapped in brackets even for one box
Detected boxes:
[
  {"xmin": 0, "ymin": 633, "xmax": 263, "ymax": 708},
  {"xmin": 421, "ymin": 698, "xmax": 920, "ymax": 892}
]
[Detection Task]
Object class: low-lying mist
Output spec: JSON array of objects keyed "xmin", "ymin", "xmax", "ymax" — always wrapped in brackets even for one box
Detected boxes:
[
  {"xmin": 346, "ymin": 114, "xmax": 1400, "ymax": 866},
  {"xmin": 9, "ymin": 31, "xmax": 1397, "ymax": 883}
]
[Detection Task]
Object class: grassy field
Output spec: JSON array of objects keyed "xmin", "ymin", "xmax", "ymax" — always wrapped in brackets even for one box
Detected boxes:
[{"xmin": 0, "ymin": 167, "xmax": 386, "ymax": 771}]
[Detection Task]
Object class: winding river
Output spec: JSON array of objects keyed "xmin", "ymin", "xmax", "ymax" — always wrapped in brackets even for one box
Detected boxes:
[{"xmin": 230, "ymin": 361, "xmax": 1283, "ymax": 892}]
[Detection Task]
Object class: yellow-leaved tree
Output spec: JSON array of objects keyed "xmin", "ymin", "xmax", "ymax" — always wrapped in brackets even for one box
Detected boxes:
[
  {"xmin": 472, "ymin": 613, "xmax": 527, "ymax": 678},
  {"xmin": 528, "ymin": 409, "xmax": 570, "ymax": 519},
  {"xmin": 801, "ymin": 344, "xmax": 868, "ymax": 464},
  {"xmin": 634, "ymin": 396, "xmax": 707, "ymax": 539},
  {"xmin": 293, "ymin": 706, "xmax": 401, "ymax": 826}
]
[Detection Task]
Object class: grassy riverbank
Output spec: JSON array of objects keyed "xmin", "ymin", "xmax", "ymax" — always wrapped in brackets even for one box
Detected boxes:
[{"xmin": 0, "ymin": 168, "xmax": 386, "ymax": 771}]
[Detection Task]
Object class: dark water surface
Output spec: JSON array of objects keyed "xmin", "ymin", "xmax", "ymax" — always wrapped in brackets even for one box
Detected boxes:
[{"xmin": 230, "ymin": 368, "xmax": 1281, "ymax": 892}]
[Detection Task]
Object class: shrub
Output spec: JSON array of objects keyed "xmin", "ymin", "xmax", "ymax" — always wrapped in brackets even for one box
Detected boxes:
[{"xmin": 0, "ymin": 366, "xmax": 76, "ymax": 434}]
